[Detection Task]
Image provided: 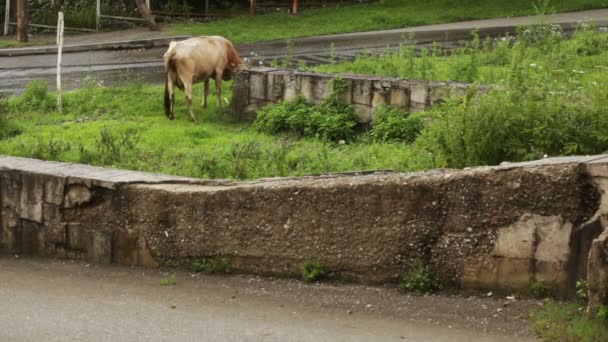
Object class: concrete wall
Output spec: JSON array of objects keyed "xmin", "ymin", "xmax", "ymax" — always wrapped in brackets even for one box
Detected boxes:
[
  {"xmin": 230, "ymin": 67, "xmax": 479, "ymax": 123},
  {"xmin": 2, "ymin": 155, "xmax": 608, "ymax": 305}
]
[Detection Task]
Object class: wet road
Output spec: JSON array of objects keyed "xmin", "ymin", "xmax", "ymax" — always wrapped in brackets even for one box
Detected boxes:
[
  {"xmin": 0, "ymin": 257, "xmax": 539, "ymax": 342},
  {"xmin": 2, "ymin": 9, "xmax": 607, "ymax": 95}
]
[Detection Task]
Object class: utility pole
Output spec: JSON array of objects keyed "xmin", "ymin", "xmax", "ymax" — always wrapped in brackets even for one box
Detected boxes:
[
  {"xmin": 16, "ymin": 0, "xmax": 29, "ymax": 42},
  {"xmin": 292, "ymin": 0, "xmax": 298, "ymax": 16}
]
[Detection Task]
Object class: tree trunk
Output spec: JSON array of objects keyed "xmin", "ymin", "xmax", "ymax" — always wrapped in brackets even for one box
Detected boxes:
[
  {"xmin": 16, "ymin": 0, "xmax": 28, "ymax": 42},
  {"xmin": 134, "ymin": 0, "xmax": 157, "ymax": 31}
]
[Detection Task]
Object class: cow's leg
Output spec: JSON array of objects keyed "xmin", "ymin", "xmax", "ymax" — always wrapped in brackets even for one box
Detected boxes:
[
  {"xmin": 202, "ymin": 79, "xmax": 209, "ymax": 109},
  {"xmin": 215, "ymin": 73, "xmax": 223, "ymax": 109},
  {"xmin": 183, "ymin": 80, "xmax": 197, "ymax": 123},
  {"xmin": 165, "ymin": 75, "xmax": 176, "ymax": 120}
]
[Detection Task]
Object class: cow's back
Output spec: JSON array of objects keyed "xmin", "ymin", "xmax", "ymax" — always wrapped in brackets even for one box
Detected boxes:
[{"xmin": 171, "ymin": 36, "xmax": 232, "ymax": 80}]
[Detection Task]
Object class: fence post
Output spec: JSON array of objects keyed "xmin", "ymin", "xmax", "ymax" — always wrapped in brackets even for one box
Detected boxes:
[
  {"xmin": 3, "ymin": 0, "xmax": 10, "ymax": 36},
  {"xmin": 56, "ymin": 12, "xmax": 64, "ymax": 114},
  {"xmin": 96, "ymin": 0, "xmax": 101, "ymax": 30}
]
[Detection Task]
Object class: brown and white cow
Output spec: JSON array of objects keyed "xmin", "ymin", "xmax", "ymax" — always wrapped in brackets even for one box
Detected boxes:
[{"xmin": 163, "ymin": 36, "xmax": 245, "ymax": 122}]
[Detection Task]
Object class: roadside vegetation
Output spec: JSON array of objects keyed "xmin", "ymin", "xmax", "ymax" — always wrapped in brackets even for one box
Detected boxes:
[
  {"xmin": 170, "ymin": 0, "xmax": 608, "ymax": 44},
  {"xmin": 1, "ymin": 20, "xmax": 608, "ymax": 179}
]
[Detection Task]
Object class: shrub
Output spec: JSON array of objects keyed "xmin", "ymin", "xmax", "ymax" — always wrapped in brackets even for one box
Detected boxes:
[
  {"xmin": 369, "ymin": 106, "xmax": 424, "ymax": 143},
  {"xmin": 299, "ymin": 259, "xmax": 326, "ymax": 282},
  {"xmin": 577, "ymin": 279, "xmax": 589, "ymax": 302},
  {"xmin": 9, "ymin": 81, "xmax": 56, "ymax": 113},
  {"xmin": 530, "ymin": 281, "xmax": 550, "ymax": 299},
  {"xmin": 400, "ymin": 263, "xmax": 439, "ymax": 294},
  {"xmin": 599, "ymin": 305, "xmax": 608, "ymax": 324},
  {"xmin": 191, "ymin": 257, "xmax": 232, "ymax": 274}
]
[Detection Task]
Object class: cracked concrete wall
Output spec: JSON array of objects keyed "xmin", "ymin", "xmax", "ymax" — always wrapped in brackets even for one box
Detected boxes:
[
  {"xmin": 1, "ymin": 155, "xmax": 607, "ymax": 302},
  {"xmin": 230, "ymin": 68, "xmax": 478, "ymax": 124}
]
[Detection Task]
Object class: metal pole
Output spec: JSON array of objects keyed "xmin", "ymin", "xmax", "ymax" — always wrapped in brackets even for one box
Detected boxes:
[
  {"xmin": 250, "ymin": 0, "xmax": 255, "ymax": 16},
  {"xmin": 56, "ymin": 12, "xmax": 64, "ymax": 114},
  {"xmin": 96, "ymin": 0, "xmax": 100, "ymax": 30},
  {"xmin": 205, "ymin": 0, "xmax": 209, "ymax": 16},
  {"xmin": 3, "ymin": 0, "xmax": 10, "ymax": 36},
  {"xmin": 146, "ymin": 0, "xmax": 150, "ymax": 10}
]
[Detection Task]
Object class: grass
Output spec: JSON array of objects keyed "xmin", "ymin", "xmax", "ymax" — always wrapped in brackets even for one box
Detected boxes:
[
  {"xmin": 160, "ymin": 273, "xmax": 178, "ymax": 286},
  {"xmin": 299, "ymin": 259, "xmax": 326, "ymax": 282},
  {"xmin": 2, "ymin": 21, "xmax": 608, "ymax": 178},
  {"xmin": 169, "ymin": 0, "xmax": 608, "ymax": 44},
  {"xmin": 0, "ymin": 40, "xmax": 49, "ymax": 48},
  {"xmin": 400, "ymin": 263, "xmax": 439, "ymax": 294},
  {"xmin": 530, "ymin": 301, "xmax": 608, "ymax": 341},
  {"xmin": 0, "ymin": 81, "xmax": 432, "ymax": 180},
  {"xmin": 191, "ymin": 257, "xmax": 232, "ymax": 274}
]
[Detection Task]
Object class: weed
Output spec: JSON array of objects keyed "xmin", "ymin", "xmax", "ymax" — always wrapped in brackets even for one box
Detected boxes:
[
  {"xmin": 530, "ymin": 281, "xmax": 550, "ymax": 299},
  {"xmin": 400, "ymin": 263, "xmax": 439, "ymax": 294},
  {"xmin": 8, "ymin": 81, "xmax": 55, "ymax": 113},
  {"xmin": 598, "ymin": 305, "xmax": 608, "ymax": 324},
  {"xmin": 531, "ymin": 301, "xmax": 608, "ymax": 341},
  {"xmin": 191, "ymin": 257, "xmax": 232, "ymax": 274},
  {"xmin": 160, "ymin": 274, "xmax": 177, "ymax": 286},
  {"xmin": 299, "ymin": 259, "xmax": 326, "ymax": 282},
  {"xmin": 369, "ymin": 106, "xmax": 424, "ymax": 143},
  {"xmin": 576, "ymin": 279, "xmax": 589, "ymax": 302}
]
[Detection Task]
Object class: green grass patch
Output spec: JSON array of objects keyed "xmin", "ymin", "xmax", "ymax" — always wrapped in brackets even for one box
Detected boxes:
[
  {"xmin": 530, "ymin": 301, "xmax": 608, "ymax": 341},
  {"xmin": 400, "ymin": 263, "xmax": 439, "ymax": 294},
  {"xmin": 191, "ymin": 257, "xmax": 233, "ymax": 274},
  {"xmin": 0, "ymin": 40, "xmax": 49, "ymax": 48},
  {"xmin": 160, "ymin": 274, "xmax": 178, "ymax": 286},
  {"xmin": 169, "ymin": 0, "xmax": 608, "ymax": 44},
  {"xmin": 299, "ymin": 259, "xmax": 326, "ymax": 282}
]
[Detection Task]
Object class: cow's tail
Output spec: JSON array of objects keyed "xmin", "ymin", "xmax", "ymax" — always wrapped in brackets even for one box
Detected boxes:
[{"xmin": 163, "ymin": 45, "xmax": 177, "ymax": 118}]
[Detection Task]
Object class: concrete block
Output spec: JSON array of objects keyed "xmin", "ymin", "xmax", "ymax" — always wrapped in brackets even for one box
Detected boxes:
[
  {"xmin": 410, "ymin": 81, "xmax": 429, "ymax": 109},
  {"xmin": 352, "ymin": 79, "xmax": 372, "ymax": 105},
  {"xmin": 461, "ymin": 257, "xmax": 497, "ymax": 289},
  {"xmin": 138, "ymin": 237, "xmax": 160, "ymax": 268},
  {"xmin": 67, "ymin": 223, "xmax": 86, "ymax": 250},
  {"xmin": 230, "ymin": 71, "xmax": 249, "ymax": 119},
  {"xmin": 44, "ymin": 176, "xmax": 65, "ymax": 205},
  {"xmin": 312, "ymin": 77, "xmax": 334, "ymax": 105},
  {"xmin": 496, "ymin": 257, "xmax": 532, "ymax": 290},
  {"xmin": 353, "ymin": 105, "xmax": 372, "ymax": 124},
  {"xmin": 64, "ymin": 184, "xmax": 92, "ymax": 208},
  {"xmin": 0, "ymin": 208, "xmax": 19, "ymax": 252},
  {"xmin": 430, "ymin": 83, "xmax": 451, "ymax": 105},
  {"xmin": 113, "ymin": 230, "xmax": 139, "ymax": 266},
  {"xmin": 372, "ymin": 90, "xmax": 389, "ymax": 108},
  {"xmin": 249, "ymin": 72, "xmax": 267, "ymax": 100},
  {"xmin": 267, "ymin": 71, "xmax": 287, "ymax": 102},
  {"xmin": 300, "ymin": 75, "xmax": 315, "ymax": 102},
  {"xmin": 86, "ymin": 230, "xmax": 112, "ymax": 264},
  {"xmin": 493, "ymin": 214, "xmax": 536, "ymax": 259},
  {"xmin": 43, "ymin": 204, "xmax": 61, "ymax": 223},
  {"xmin": 390, "ymin": 87, "xmax": 410, "ymax": 109},
  {"xmin": 0, "ymin": 172, "xmax": 20, "ymax": 209},
  {"xmin": 19, "ymin": 220, "xmax": 43, "ymax": 255},
  {"xmin": 535, "ymin": 260, "xmax": 568, "ymax": 289},
  {"xmin": 283, "ymin": 72, "xmax": 301, "ymax": 102},
  {"xmin": 535, "ymin": 216, "xmax": 572, "ymax": 263},
  {"xmin": 17, "ymin": 173, "xmax": 44, "ymax": 223},
  {"xmin": 44, "ymin": 222, "xmax": 66, "ymax": 244},
  {"xmin": 335, "ymin": 78, "xmax": 353, "ymax": 105}
]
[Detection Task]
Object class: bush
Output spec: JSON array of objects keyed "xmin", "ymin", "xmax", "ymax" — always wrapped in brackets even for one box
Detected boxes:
[
  {"xmin": 9, "ymin": 81, "xmax": 56, "ymax": 113},
  {"xmin": 253, "ymin": 97, "xmax": 357, "ymax": 142},
  {"xmin": 400, "ymin": 263, "xmax": 439, "ymax": 294},
  {"xmin": 191, "ymin": 257, "xmax": 232, "ymax": 274},
  {"xmin": 369, "ymin": 106, "xmax": 424, "ymax": 143},
  {"xmin": 530, "ymin": 281, "xmax": 549, "ymax": 299},
  {"xmin": 577, "ymin": 279, "xmax": 589, "ymax": 302},
  {"xmin": 299, "ymin": 259, "xmax": 326, "ymax": 282}
]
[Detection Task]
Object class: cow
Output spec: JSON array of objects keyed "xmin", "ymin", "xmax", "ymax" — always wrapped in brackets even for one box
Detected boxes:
[{"xmin": 163, "ymin": 36, "xmax": 245, "ymax": 122}]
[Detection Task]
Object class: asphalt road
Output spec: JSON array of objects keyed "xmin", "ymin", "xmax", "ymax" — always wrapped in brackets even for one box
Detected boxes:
[
  {"xmin": 1, "ymin": 9, "xmax": 607, "ymax": 95},
  {"xmin": 0, "ymin": 257, "xmax": 539, "ymax": 342}
]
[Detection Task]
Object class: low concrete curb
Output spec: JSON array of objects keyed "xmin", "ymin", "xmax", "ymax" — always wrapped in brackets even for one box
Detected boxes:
[{"xmin": 0, "ymin": 35, "xmax": 192, "ymax": 57}]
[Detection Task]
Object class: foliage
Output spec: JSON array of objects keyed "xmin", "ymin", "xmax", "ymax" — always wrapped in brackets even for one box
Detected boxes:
[
  {"xmin": 191, "ymin": 257, "xmax": 232, "ymax": 274},
  {"xmin": 530, "ymin": 301, "xmax": 608, "ymax": 341},
  {"xmin": 369, "ymin": 106, "xmax": 423, "ymax": 143},
  {"xmin": 169, "ymin": 0, "xmax": 608, "ymax": 44},
  {"xmin": 577, "ymin": 279, "xmax": 589, "ymax": 302},
  {"xmin": 8, "ymin": 81, "xmax": 56, "ymax": 114},
  {"xmin": 400, "ymin": 263, "xmax": 439, "ymax": 294},
  {"xmin": 160, "ymin": 274, "xmax": 177, "ymax": 286},
  {"xmin": 599, "ymin": 305, "xmax": 608, "ymax": 324},
  {"xmin": 252, "ymin": 95, "xmax": 357, "ymax": 142},
  {"xmin": 299, "ymin": 259, "xmax": 326, "ymax": 282},
  {"xmin": 530, "ymin": 281, "xmax": 550, "ymax": 299}
]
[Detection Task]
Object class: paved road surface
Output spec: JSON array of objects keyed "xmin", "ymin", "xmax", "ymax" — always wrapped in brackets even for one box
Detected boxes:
[
  {"xmin": 0, "ymin": 257, "xmax": 539, "ymax": 342},
  {"xmin": 1, "ymin": 9, "xmax": 607, "ymax": 94}
]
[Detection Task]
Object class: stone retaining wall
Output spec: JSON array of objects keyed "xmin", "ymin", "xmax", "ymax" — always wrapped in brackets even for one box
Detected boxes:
[
  {"xmin": 230, "ymin": 67, "xmax": 480, "ymax": 123},
  {"xmin": 1, "ymin": 155, "xmax": 608, "ymax": 307}
]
